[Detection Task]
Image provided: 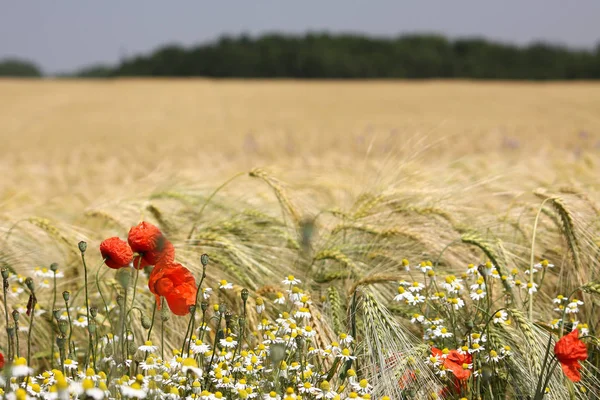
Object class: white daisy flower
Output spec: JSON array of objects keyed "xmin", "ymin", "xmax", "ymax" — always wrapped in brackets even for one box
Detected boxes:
[
  {"xmin": 282, "ymin": 275, "xmax": 301, "ymax": 286},
  {"xmin": 191, "ymin": 340, "xmax": 211, "ymax": 355},
  {"xmin": 138, "ymin": 340, "xmax": 158, "ymax": 353},
  {"xmin": 274, "ymin": 292, "xmax": 285, "ymax": 304},
  {"xmin": 73, "ymin": 316, "xmax": 88, "ymax": 328},
  {"xmin": 470, "ymin": 289, "xmax": 486, "ymax": 301},
  {"xmin": 408, "ymin": 281, "xmax": 425, "ymax": 293},
  {"xmin": 202, "ymin": 288, "xmax": 213, "ymax": 300},
  {"xmin": 218, "ymin": 280, "xmax": 233, "ymax": 290},
  {"xmin": 339, "ymin": 333, "xmax": 354, "ymax": 346},
  {"xmin": 220, "ymin": 337, "xmax": 238, "ymax": 349},
  {"xmin": 294, "ymin": 307, "xmax": 311, "ymax": 319},
  {"xmin": 493, "ymin": 310, "xmax": 508, "ymax": 324},
  {"xmin": 64, "ymin": 358, "xmax": 79, "ymax": 371},
  {"xmin": 121, "ymin": 384, "xmax": 147, "ymax": 399},
  {"xmin": 433, "ymin": 326, "xmax": 453, "ymax": 338},
  {"xmin": 534, "ymin": 260, "xmax": 554, "ymax": 269},
  {"xmin": 336, "ymin": 348, "xmax": 356, "ymax": 362},
  {"xmin": 526, "ymin": 282, "xmax": 538, "ymax": 294},
  {"xmin": 406, "ymin": 294, "xmax": 425, "ymax": 305}
]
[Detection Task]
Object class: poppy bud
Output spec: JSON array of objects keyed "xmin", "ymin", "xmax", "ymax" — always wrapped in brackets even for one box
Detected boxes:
[
  {"xmin": 90, "ymin": 307, "xmax": 98, "ymax": 318},
  {"xmin": 116, "ymin": 268, "xmax": 130, "ymax": 289},
  {"xmin": 104, "ymin": 342, "xmax": 113, "ymax": 356},
  {"xmin": 50, "ymin": 263, "xmax": 59, "ymax": 272},
  {"xmin": 58, "ymin": 320, "xmax": 69, "ymax": 335},
  {"xmin": 1, "ymin": 268, "xmax": 8, "ymax": 280},
  {"xmin": 62, "ymin": 291, "xmax": 70, "ymax": 302},
  {"xmin": 219, "ymin": 303, "xmax": 227, "ymax": 314},
  {"xmin": 56, "ymin": 335, "xmax": 66, "ymax": 349},
  {"xmin": 201, "ymin": 301, "xmax": 208, "ymax": 312},
  {"xmin": 141, "ymin": 315, "xmax": 152, "ymax": 329},
  {"xmin": 225, "ymin": 312, "xmax": 233, "ymax": 326},
  {"xmin": 116, "ymin": 295, "xmax": 124, "ymax": 308},
  {"xmin": 78, "ymin": 241, "xmax": 88, "ymax": 253},
  {"xmin": 270, "ymin": 342, "xmax": 286, "ymax": 364},
  {"xmin": 188, "ymin": 305, "xmax": 196, "ymax": 315},
  {"xmin": 88, "ymin": 322, "xmax": 96, "ymax": 334},
  {"xmin": 7, "ymin": 324, "xmax": 15, "ymax": 337},
  {"xmin": 241, "ymin": 289, "xmax": 249, "ymax": 302},
  {"xmin": 200, "ymin": 254, "xmax": 209, "ymax": 267},
  {"xmin": 161, "ymin": 307, "xmax": 170, "ymax": 322},
  {"xmin": 25, "ymin": 277, "xmax": 34, "ymax": 292},
  {"xmin": 12, "ymin": 310, "xmax": 19, "ymax": 322},
  {"xmin": 53, "ymin": 309, "xmax": 61, "ymax": 321}
]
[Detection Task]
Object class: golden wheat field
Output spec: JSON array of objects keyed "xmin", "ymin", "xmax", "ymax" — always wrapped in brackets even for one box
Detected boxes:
[{"xmin": 1, "ymin": 79, "xmax": 600, "ymax": 399}]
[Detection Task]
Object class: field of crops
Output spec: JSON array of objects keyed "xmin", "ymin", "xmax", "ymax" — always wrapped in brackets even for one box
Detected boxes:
[{"xmin": 1, "ymin": 79, "xmax": 600, "ymax": 399}]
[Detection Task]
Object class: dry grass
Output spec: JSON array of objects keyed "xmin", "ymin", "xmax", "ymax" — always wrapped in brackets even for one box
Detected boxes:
[{"xmin": 0, "ymin": 79, "xmax": 599, "ymax": 397}]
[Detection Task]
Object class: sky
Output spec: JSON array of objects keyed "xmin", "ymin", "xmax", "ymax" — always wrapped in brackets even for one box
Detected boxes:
[{"xmin": 1, "ymin": 1, "xmax": 600, "ymax": 74}]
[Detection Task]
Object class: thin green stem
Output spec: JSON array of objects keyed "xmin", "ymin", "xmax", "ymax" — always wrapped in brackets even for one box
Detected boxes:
[
  {"xmin": 50, "ymin": 271, "xmax": 57, "ymax": 367},
  {"xmin": 147, "ymin": 301, "xmax": 157, "ymax": 341},
  {"xmin": 26, "ymin": 297, "xmax": 36, "ymax": 368},
  {"xmin": 81, "ymin": 252, "xmax": 92, "ymax": 369}
]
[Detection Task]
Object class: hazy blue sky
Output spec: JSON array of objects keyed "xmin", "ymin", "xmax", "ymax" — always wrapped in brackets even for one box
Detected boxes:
[{"xmin": 2, "ymin": 1, "xmax": 600, "ymax": 74}]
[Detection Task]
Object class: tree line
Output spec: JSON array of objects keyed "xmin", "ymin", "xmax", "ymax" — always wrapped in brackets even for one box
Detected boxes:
[{"xmin": 3, "ymin": 33, "xmax": 600, "ymax": 79}]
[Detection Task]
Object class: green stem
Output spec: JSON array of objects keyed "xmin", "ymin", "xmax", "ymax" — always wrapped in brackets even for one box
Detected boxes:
[
  {"xmin": 65, "ymin": 299, "xmax": 74, "ymax": 356},
  {"xmin": 50, "ymin": 271, "xmax": 57, "ymax": 367},
  {"xmin": 81, "ymin": 252, "xmax": 92, "ymax": 369},
  {"xmin": 26, "ymin": 297, "xmax": 36, "ymax": 368},
  {"xmin": 147, "ymin": 301, "xmax": 157, "ymax": 341}
]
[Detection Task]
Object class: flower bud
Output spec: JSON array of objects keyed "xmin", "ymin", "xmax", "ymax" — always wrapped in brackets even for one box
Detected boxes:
[
  {"xmin": 88, "ymin": 322, "xmax": 96, "ymax": 334},
  {"xmin": 241, "ymin": 288, "xmax": 249, "ymax": 302},
  {"xmin": 104, "ymin": 342, "xmax": 113, "ymax": 356},
  {"xmin": 161, "ymin": 307, "xmax": 170, "ymax": 322},
  {"xmin": 78, "ymin": 241, "xmax": 88, "ymax": 253},
  {"xmin": 270, "ymin": 342, "xmax": 286, "ymax": 364},
  {"xmin": 200, "ymin": 254, "xmax": 209, "ymax": 267},
  {"xmin": 201, "ymin": 301, "xmax": 208, "ymax": 312},
  {"xmin": 128, "ymin": 341, "xmax": 136, "ymax": 355},
  {"xmin": 1, "ymin": 267, "xmax": 8, "ymax": 280},
  {"xmin": 188, "ymin": 305, "xmax": 196, "ymax": 315},
  {"xmin": 12, "ymin": 309, "xmax": 20, "ymax": 322},
  {"xmin": 58, "ymin": 320, "xmax": 69, "ymax": 335},
  {"xmin": 50, "ymin": 263, "xmax": 59, "ymax": 272},
  {"xmin": 7, "ymin": 324, "xmax": 15, "ymax": 337},
  {"xmin": 62, "ymin": 291, "xmax": 70, "ymax": 302},
  {"xmin": 116, "ymin": 268, "xmax": 130, "ymax": 289},
  {"xmin": 53, "ymin": 309, "xmax": 62, "ymax": 321},
  {"xmin": 56, "ymin": 335, "xmax": 66, "ymax": 349},
  {"xmin": 90, "ymin": 306, "xmax": 98, "ymax": 318},
  {"xmin": 116, "ymin": 295, "xmax": 125, "ymax": 308},
  {"xmin": 141, "ymin": 315, "xmax": 152, "ymax": 329},
  {"xmin": 219, "ymin": 303, "xmax": 227, "ymax": 314},
  {"xmin": 25, "ymin": 277, "xmax": 34, "ymax": 292}
]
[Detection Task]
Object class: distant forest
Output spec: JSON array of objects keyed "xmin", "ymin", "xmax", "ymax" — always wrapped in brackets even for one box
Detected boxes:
[{"xmin": 3, "ymin": 33, "xmax": 600, "ymax": 79}]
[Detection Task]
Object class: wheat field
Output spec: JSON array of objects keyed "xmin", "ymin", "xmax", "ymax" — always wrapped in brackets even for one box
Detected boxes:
[{"xmin": 1, "ymin": 79, "xmax": 600, "ymax": 398}]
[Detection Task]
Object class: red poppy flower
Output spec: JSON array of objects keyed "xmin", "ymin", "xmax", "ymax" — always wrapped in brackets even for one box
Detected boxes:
[
  {"xmin": 149, "ymin": 261, "xmax": 197, "ymax": 316},
  {"xmin": 100, "ymin": 237, "xmax": 133, "ymax": 269},
  {"xmin": 554, "ymin": 329, "xmax": 588, "ymax": 382},
  {"xmin": 0, "ymin": 352, "xmax": 4, "ymax": 369},
  {"xmin": 432, "ymin": 347, "xmax": 473, "ymax": 380},
  {"xmin": 128, "ymin": 222, "xmax": 174, "ymax": 268},
  {"xmin": 128, "ymin": 221, "xmax": 164, "ymax": 253}
]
